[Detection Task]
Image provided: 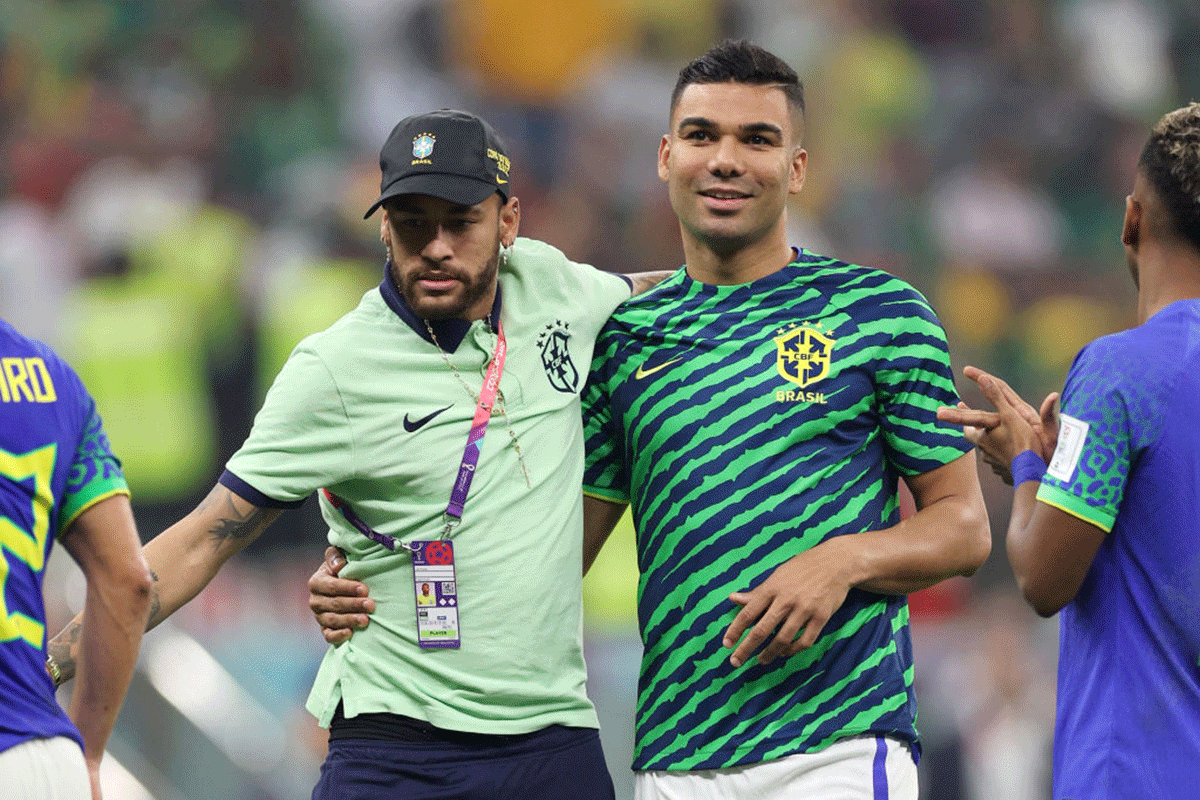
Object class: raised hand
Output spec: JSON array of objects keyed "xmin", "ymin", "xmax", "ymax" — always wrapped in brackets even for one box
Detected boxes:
[{"xmin": 937, "ymin": 366, "xmax": 1059, "ymax": 482}]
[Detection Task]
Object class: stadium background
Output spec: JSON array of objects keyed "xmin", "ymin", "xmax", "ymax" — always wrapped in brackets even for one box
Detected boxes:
[{"xmin": 4, "ymin": 0, "xmax": 1197, "ymax": 797}]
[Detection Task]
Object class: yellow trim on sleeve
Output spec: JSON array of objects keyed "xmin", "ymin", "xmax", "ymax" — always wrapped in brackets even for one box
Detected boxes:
[
  {"xmin": 583, "ymin": 487, "xmax": 629, "ymax": 504},
  {"xmin": 57, "ymin": 488, "xmax": 132, "ymax": 538},
  {"xmin": 1036, "ymin": 496, "xmax": 1113, "ymax": 534}
]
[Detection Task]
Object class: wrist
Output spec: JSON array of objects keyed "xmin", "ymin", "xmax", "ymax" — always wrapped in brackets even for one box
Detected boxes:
[{"xmin": 1010, "ymin": 449, "xmax": 1047, "ymax": 486}]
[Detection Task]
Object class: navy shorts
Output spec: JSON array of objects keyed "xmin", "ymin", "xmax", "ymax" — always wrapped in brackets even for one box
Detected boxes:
[{"xmin": 312, "ymin": 724, "xmax": 615, "ymax": 800}]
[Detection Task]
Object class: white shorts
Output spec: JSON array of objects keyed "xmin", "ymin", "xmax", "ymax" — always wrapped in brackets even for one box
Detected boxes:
[
  {"xmin": 0, "ymin": 735, "xmax": 90, "ymax": 800},
  {"xmin": 635, "ymin": 735, "xmax": 918, "ymax": 800}
]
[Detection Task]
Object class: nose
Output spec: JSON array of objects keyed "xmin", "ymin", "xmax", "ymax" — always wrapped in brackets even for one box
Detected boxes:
[
  {"xmin": 708, "ymin": 135, "xmax": 743, "ymax": 177},
  {"xmin": 420, "ymin": 225, "xmax": 454, "ymax": 262}
]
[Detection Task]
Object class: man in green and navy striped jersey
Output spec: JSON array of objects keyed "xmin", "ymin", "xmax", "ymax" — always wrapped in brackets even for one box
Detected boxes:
[{"xmin": 580, "ymin": 41, "xmax": 990, "ymax": 800}]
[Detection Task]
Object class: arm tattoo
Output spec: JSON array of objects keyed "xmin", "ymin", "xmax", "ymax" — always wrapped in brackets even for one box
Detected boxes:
[
  {"xmin": 197, "ymin": 489, "xmax": 274, "ymax": 545},
  {"xmin": 147, "ymin": 569, "xmax": 162, "ymax": 627}
]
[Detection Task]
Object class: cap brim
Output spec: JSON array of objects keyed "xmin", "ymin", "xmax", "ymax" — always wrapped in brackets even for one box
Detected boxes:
[{"xmin": 364, "ymin": 174, "xmax": 502, "ymax": 218}]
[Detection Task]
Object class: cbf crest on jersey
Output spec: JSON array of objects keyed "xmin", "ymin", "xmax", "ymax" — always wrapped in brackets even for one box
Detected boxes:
[
  {"xmin": 775, "ymin": 322, "xmax": 834, "ymax": 388},
  {"xmin": 538, "ymin": 320, "xmax": 579, "ymax": 393},
  {"xmin": 412, "ymin": 133, "xmax": 435, "ymax": 162}
]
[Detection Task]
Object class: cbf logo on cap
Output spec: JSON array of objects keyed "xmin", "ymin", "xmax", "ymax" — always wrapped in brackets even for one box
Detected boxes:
[
  {"xmin": 412, "ymin": 133, "xmax": 435, "ymax": 161},
  {"xmin": 365, "ymin": 109, "xmax": 512, "ymax": 218}
]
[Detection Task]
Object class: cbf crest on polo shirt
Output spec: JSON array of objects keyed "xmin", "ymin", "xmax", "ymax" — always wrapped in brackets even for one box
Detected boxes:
[{"xmin": 538, "ymin": 319, "xmax": 580, "ymax": 393}]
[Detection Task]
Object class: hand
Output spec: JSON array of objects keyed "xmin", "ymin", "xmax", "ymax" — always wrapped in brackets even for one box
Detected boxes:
[
  {"xmin": 308, "ymin": 547, "xmax": 374, "ymax": 644},
  {"xmin": 722, "ymin": 541, "xmax": 852, "ymax": 668},
  {"xmin": 937, "ymin": 366, "xmax": 1058, "ymax": 483}
]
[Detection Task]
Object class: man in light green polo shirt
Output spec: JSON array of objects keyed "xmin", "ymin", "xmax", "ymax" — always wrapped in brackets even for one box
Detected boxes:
[{"xmin": 46, "ymin": 109, "xmax": 667, "ymax": 800}]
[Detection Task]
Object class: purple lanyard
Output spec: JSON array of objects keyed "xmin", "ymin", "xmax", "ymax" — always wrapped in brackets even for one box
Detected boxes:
[
  {"xmin": 322, "ymin": 321, "xmax": 507, "ymax": 548},
  {"xmin": 443, "ymin": 321, "xmax": 506, "ymax": 533}
]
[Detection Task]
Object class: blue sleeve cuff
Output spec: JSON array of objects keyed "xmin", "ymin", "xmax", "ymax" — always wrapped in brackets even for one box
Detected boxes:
[{"xmin": 218, "ymin": 470, "xmax": 307, "ymax": 509}]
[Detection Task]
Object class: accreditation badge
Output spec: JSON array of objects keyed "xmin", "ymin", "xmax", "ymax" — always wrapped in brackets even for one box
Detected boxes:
[{"xmin": 411, "ymin": 540, "xmax": 460, "ymax": 648}]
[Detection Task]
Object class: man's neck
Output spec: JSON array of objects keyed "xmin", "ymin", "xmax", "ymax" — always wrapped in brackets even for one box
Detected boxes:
[
  {"xmin": 1136, "ymin": 242, "xmax": 1200, "ymax": 323},
  {"xmin": 682, "ymin": 230, "xmax": 796, "ymax": 286}
]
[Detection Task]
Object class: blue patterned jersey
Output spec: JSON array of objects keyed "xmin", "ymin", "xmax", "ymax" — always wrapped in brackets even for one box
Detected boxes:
[
  {"xmin": 582, "ymin": 252, "xmax": 970, "ymax": 771},
  {"xmin": 1036, "ymin": 299, "xmax": 1200, "ymax": 799},
  {"xmin": 0, "ymin": 319, "xmax": 129, "ymax": 754}
]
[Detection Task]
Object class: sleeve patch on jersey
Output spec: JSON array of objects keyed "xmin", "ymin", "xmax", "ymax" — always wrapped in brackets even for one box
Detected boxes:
[{"xmin": 1047, "ymin": 413, "xmax": 1089, "ymax": 483}]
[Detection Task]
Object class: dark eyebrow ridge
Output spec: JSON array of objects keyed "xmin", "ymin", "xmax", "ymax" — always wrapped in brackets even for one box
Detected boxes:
[{"xmin": 676, "ymin": 117, "xmax": 783, "ymax": 138}]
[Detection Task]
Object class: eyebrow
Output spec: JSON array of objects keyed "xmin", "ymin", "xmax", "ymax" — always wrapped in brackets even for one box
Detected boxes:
[
  {"xmin": 676, "ymin": 117, "xmax": 784, "ymax": 138},
  {"xmin": 386, "ymin": 200, "xmax": 477, "ymax": 215}
]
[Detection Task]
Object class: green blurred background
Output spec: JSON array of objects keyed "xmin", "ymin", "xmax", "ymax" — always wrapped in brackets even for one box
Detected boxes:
[{"xmin": 6, "ymin": 0, "xmax": 1197, "ymax": 797}]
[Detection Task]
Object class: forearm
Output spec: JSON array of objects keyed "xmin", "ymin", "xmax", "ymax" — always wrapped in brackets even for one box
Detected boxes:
[
  {"xmin": 837, "ymin": 493, "xmax": 991, "ymax": 596},
  {"xmin": 69, "ymin": 573, "xmax": 150, "ymax": 764},
  {"xmin": 49, "ymin": 485, "xmax": 278, "ymax": 684},
  {"xmin": 1004, "ymin": 481, "xmax": 1041, "ymax": 592}
]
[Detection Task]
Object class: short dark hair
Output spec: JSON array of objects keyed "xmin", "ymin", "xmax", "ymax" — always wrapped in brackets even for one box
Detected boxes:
[
  {"xmin": 670, "ymin": 40, "xmax": 805, "ymax": 120},
  {"xmin": 1138, "ymin": 102, "xmax": 1200, "ymax": 253}
]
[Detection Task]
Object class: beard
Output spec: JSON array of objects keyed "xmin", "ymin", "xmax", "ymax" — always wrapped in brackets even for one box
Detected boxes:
[{"xmin": 394, "ymin": 246, "xmax": 500, "ymax": 321}]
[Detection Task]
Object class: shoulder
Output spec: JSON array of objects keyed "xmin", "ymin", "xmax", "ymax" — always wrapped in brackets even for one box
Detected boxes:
[
  {"xmin": 797, "ymin": 251, "xmax": 942, "ymax": 328},
  {"xmin": 1065, "ymin": 316, "xmax": 1185, "ymax": 405},
  {"xmin": 0, "ymin": 319, "xmax": 88, "ymax": 396},
  {"xmin": 504, "ymin": 237, "xmax": 626, "ymax": 287}
]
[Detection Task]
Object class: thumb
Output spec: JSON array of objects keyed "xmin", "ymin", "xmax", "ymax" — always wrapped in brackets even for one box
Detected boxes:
[{"xmin": 324, "ymin": 546, "xmax": 347, "ymax": 573}]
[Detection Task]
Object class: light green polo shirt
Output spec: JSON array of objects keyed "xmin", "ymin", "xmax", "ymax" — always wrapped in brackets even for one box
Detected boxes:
[{"xmin": 221, "ymin": 237, "xmax": 630, "ymax": 733}]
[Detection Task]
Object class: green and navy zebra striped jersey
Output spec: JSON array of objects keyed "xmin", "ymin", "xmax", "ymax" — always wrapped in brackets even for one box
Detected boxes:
[
  {"xmin": 582, "ymin": 250, "xmax": 971, "ymax": 771},
  {"xmin": 0, "ymin": 318, "xmax": 129, "ymax": 755}
]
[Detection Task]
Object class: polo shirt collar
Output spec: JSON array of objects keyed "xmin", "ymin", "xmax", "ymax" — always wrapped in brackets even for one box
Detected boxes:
[{"xmin": 378, "ymin": 265, "xmax": 502, "ymax": 352}]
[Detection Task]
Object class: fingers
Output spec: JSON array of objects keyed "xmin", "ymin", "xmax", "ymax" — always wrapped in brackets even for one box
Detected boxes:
[
  {"xmin": 723, "ymin": 592, "xmax": 768, "ymax": 664},
  {"xmin": 937, "ymin": 406, "xmax": 1001, "ymax": 429},
  {"xmin": 724, "ymin": 593, "xmax": 828, "ymax": 667},
  {"xmin": 325, "ymin": 546, "xmax": 347, "ymax": 575}
]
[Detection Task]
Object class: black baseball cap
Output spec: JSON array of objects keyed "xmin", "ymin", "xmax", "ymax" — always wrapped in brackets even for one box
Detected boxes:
[{"xmin": 364, "ymin": 109, "xmax": 512, "ymax": 218}]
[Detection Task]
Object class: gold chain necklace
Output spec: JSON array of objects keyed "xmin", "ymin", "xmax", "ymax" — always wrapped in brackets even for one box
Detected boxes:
[{"xmin": 424, "ymin": 320, "xmax": 532, "ymax": 488}]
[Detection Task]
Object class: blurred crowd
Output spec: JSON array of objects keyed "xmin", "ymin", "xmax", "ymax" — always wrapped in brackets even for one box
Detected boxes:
[{"xmin": 5, "ymin": 1, "xmax": 1198, "ymax": 798}]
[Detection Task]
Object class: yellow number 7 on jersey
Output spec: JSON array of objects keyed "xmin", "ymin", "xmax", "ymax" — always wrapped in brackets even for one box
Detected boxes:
[{"xmin": 0, "ymin": 445, "xmax": 56, "ymax": 649}]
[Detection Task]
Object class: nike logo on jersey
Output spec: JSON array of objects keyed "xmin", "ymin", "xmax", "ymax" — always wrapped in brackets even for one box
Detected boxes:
[
  {"xmin": 635, "ymin": 357, "xmax": 683, "ymax": 380},
  {"xmin": 403, "ymin": 405, "xmax": 453, "ymax": 432}
]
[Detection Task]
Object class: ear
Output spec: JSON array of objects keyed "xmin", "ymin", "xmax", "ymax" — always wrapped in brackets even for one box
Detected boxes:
[
  {"xmin": 380, "ymin": 210, "xmax": 394, "ymax": 260},
  {"xmin": 657, "ymin": 134, "xmax": 671, "ymax": 183},
  {"xmin": 789, "ymin": 147, "xmax": 808, "ymax": 195},
  {"xmin": 499, "ymin": 196, "xmax": 520, "ymax": 247},
  {"xmin": 1121, "ymin": 195, "xmax": 1141, "ymax": 249}
]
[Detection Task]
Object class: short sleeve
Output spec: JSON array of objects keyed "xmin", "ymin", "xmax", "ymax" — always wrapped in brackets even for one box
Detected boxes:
[
  {"xmin": 1036, "ymin": 334, "xmax": 1157, "ymax": 532},
  {"xmin": 582, "ymin": 326, "xmax": 630, "ymax": 503},
  {"xmin": 223, "ymin": 344, "xmax": 356, "ymax": 506},
  {"xmin": 58, "ymin": 395, "xmax": 129, "ymax": 536},
  {"xmin": 874, "ymin": 286, "xmax": 972, "ymax": 474}
]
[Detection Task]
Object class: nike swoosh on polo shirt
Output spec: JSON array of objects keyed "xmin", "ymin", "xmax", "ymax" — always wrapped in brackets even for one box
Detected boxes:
[{"xmin": 403, "ymin": 405, "xmax": 453, "ymax": 432}]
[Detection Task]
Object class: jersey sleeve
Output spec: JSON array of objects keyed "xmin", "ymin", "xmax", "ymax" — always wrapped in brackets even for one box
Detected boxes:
[
  {"xmin": 1036, "ymin": 333, "xmax": 1164, "ymax": 532},
  {"xmin": 582, "ymin": 325, "xmax": 630, "ymax": 503},
  {"xmin": 873, "ymin": 284, "xmax": 972, "ymax": 475},
  {"xmin": 58, "ymin": 392, "xmax": 129, "ymax": 536},
  {"xmin": 222, "ymin": 343, "xmax": 356, "ymax": 507}
]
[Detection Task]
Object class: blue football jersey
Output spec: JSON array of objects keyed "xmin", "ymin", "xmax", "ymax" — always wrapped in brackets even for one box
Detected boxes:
[
  {"xmin": 0, "ymin": 319, "xmax": 129, "ymax": 754},
  {"xmin": 1037, "ymin": 299, "xmax": 1200, "ymax": 798}
]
